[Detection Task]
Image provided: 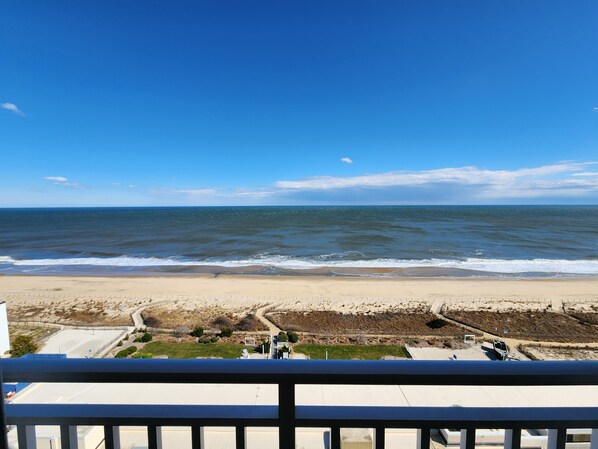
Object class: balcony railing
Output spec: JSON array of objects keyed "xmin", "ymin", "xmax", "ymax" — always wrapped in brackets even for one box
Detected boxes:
[{"xmin": 1, "ymin": 358, "xmax": 598, "ymax": 449}]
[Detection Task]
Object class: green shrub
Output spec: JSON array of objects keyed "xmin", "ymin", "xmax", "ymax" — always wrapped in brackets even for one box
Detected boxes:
[
  {"xmin": 190, "ymin": 326, "xmax": 204, "ymax": 338},
  {"xmin": 220, "ymin": 328, "xmax": 233, "ymax": 338},
  {"xmin": 117, "ymin": 341, "xmax": 123, "ymax": 347},
  {"xmin": 210, "ymin": 336, "xmax": 218, "ymax": 343},
  {"xmin": 140, "ymin": 332, "xmax": 153, "ymax": 343},
  {"xmin": 132, "ymin": 352, "xmax": 153, "ymax": 359},
  {"xmin": 115, "ymin": 345, "xmax": 138, "ymax": 358},
  {"xmin": 198, "ymin": 335, "xmax": 212, "ymax": 344},
  {"xmin": 287, "ymin": 331, "xmax": 299, "ymax": 343},
  {"xmin": 11, "ymin": 335, "xmax": 38, "ymax": 358},
  {"xmin": 277, "ymin": 331, "xmax": 288, "ymax": 343},
  {"xmin": 134, "ymin": 332, "xmax": 153, "ymax": 343},
  {"xmin": 115, "ymin": 349, "xmax": 129, "ymax": 358},
  {"xmin": 255, "ymin": 339, "xmax": 271, "ymax": 354}
]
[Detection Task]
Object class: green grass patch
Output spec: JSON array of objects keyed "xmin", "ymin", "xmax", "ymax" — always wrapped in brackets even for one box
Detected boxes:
[
  {"xmin": 142, "ymin": 341, "xmax": 246, "ymax": 359},
  {"xmin": 293, "ymin": 344, "xmax": 410, "ymax": 360}
]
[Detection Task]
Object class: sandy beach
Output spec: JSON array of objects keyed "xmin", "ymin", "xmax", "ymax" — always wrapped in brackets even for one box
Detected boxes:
[{"xmin": 2, "ymin": 275, "xmax": 597, "ymax": 326}]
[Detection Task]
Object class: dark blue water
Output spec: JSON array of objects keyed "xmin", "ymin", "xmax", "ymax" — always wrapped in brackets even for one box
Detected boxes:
[{"xmin": 0, "ymin": 206, "xmax": 597, "ymax": 276}]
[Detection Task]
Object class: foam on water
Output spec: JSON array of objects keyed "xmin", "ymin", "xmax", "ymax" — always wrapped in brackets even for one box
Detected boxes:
[{"xmin": 2, "ymin": 254, "xmax": 598, "ymax": 274}]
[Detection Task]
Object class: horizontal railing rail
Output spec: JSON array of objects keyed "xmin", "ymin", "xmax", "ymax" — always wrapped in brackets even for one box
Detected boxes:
[
  {"xmin": 5, "ymin": 358, "xmax": 598, "ymax": 384},
  {"xmin": 2, "ymin": 359, "xmax": 598, "ymax": 449}
]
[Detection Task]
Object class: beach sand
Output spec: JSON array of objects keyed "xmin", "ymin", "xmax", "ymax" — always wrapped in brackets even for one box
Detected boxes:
[{"xmin": 1, "ymin": 275, "xmax": 597, "ymax": 328}]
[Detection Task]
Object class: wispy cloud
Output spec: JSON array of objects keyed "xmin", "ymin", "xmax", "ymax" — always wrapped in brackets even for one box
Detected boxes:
[
  {"xmin": 275, "ymin": 162, "xmax": 597, "ymax": 191},
  {"xmin": 1, "ymin": 102, "xmax": 25, "ymax": 116},
  {"xmin": 148, "ymin": 161, "xmax": 598, "ymax": 205},
  {"xmin": 44, "ymin": 176, "xmax": 82, "ymax": 188},
  {"xmin": 340, "ymin": 157, "xmax": 353, "ymax": 164}
]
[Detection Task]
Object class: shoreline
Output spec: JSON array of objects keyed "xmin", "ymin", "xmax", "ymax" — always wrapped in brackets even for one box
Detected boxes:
[{"xmin": 2, "ymin": 265, "xmax": 598, "ymax": 279}]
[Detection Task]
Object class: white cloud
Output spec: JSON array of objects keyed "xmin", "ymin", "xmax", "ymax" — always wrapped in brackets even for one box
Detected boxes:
[
  {"xmin": 174, "ymin": 188, "xmax": 218, "ymax": 196},
  {"xmin": 147, "ymin": 161, "xmax": 598, "ymax": 205},
  {"xmin": 1, "ymin": 102, "xmax": 25, "ymax": 116},
  {"xmin": 341, "ymin": 157, "xmax": 353, "ymax": 164},
  {"xmin": 44, "ymin": 176, "xmax": 68, "ymax": 183},
  {"xmin": 44, "ymin": 176, "xmax": 82, "ymax": 188},
  {"xmin": 274, "ymin": 162, "xmax": 598, "ymax": 200}
]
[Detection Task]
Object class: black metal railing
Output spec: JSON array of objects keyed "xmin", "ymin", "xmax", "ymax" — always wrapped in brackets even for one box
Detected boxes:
[{"xmin": 2, "ymin": 358, "xmax": 598, "ymax": 449}]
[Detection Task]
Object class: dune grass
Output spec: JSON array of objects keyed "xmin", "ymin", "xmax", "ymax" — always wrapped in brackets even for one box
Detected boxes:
[
  {"xmin": 293, "ymin": 344, "xmax": 410, "ymax": 360},
  {"xmin": 141, "ymin": 341, "xmax": 246, "ymax": 359}
]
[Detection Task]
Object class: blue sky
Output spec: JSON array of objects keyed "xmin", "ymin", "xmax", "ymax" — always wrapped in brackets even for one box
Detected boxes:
[{"xmin": 1, "ymin": 1, "xmax": 598, "ymax": 206}]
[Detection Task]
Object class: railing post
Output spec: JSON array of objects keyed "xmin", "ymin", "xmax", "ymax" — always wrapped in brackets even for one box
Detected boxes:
[
  {"xmin": 191, "ymin": 425, "xmax": 203, "ymax": 449},
  {"xmin": 504, "ymin": 429, "xmax": 521, "ymax": 449},
  {"xmin": 60, "ymin": 425, "xmax": 78, "ymax": 449},
  {"xmin": 235, "ymin": 426, "xmax": 246, "ymax": 449},
  {"xmin": 330, "ymin": 426, "xmax": 341, "ymax": 449},
  {"xmin": 278, "ymin": 382, "xmax": 295, "ymax": 449},
  {"xmin": 147, "ymin": 425, "xmax": 163, "ymax": 449},
  {"xmin": 104, "ymin": 425, "xmax": 121, "ymax": 449},
  {"xmin": 417, "ymin": 428, "xmax": 431, "ymax": 449},
  {"xmin": 460, "ymin": 428, "xmax": 476, "ymax": 449},
  {"xmin": 547, "ymin": 429, "xmax": 567, "ymax": 449},
  {"xmin": 591, "ymin": 429, "xmax": 598, "ymax": 449},
  {"xmin": 17, "ymin": 425, "xmax": 36, "ymax": 449},
  {"xmin": 0, "ymin": 358, "xmax": 8, "ymax": 449},
  {"xmin": 375, "ymin": 427, "xmax": 385, "ymax": 448}
]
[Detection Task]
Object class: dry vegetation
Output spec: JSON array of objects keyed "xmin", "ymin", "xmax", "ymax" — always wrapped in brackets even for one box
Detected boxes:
[
  {"xmin": 296, "ymin": 333, "xmax": 467, "ymax": 349},
  {"xmin": 8, "ymin": 299, "xmax": 133, "ymax": 326},
  {"xmin": 568, "ymin": 313, "xmax": 598, "ymax": 326},
  {"xmin": 142, "ymin": 306, "xmax": 268, "ymax": 332},
  {"xmin": 520, "ymin": 345, "xmax": 598, "ymax": 361},
  {"xmin": 266, "ymin": 310, "xmax": 466, "ymax": 336},
  {"xmin": 444, "ymin": 310, "xmax": 598, "ymax": 342},
  {"xmin": 8, "ymin": 324, "xmax": 59, "ymax": 344}
]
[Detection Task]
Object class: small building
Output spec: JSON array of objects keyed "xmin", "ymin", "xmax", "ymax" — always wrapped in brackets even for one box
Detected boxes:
[{"xmin": 0, "ymin": 301, "xmax": 10, "ymax": 355}]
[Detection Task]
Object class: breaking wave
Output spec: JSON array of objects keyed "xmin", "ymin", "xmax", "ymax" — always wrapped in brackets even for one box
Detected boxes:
[{"xmin": 2, "ymin": 255, "xmax": 598, "ymax": 274}]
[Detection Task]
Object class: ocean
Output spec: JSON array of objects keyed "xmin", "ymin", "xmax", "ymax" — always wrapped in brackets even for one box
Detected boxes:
[{"xmin": 0, "ymin": 206, "xmax": 597, "ymax": 277}]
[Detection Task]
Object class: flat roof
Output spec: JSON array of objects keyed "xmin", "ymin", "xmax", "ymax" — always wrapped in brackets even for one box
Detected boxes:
[{"xmin": 12, "ymin": 380, "xmax": 598, "ymax": 409}]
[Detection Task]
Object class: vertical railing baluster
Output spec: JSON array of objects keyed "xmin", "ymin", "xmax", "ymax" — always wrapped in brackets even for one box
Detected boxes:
[
  {"xmin": 60, "ymin": 425, "xmax": 78, "ymax": 449},
  {"xmin": 504, "ymin": 429, "xmax": 521, "ymax": 449},
  {"xmin": 0, "ymin": 358, "xmax": 8, "ymax": 449},
  {"xmin": 191, "ymin": 425, "xmax": 203, "ymax": 449},
  {"xmin": 417, "ymin": 428, "xmax": 431, "ymax": 449},
  {"xmin": 330, "ymin": 426, "xmax": 341, "ymax": 449},
  {"xmin": 460, "ymin": 428, "xmax": 476, "ymax": 449},
  {"xmin": 147, "ymin": 425, "xmax": 163, "ymax": 449},
  {"xmin": 104, "ymin": 425, "xmax": 121, "ymax": 449},
  {"xmin": 590, "ymin": 429, "xmax": 598, "ymax": 449},
  {"xmin": 278, "ymin": 382, "xmax": 295, "ymax": 449},
  {"xmin": 235, "ymin": 426, "xmax": 246, "ymax": 449},
  {"xmin": 375, "ymin": 427, "xmax": 385, "ymax": 448},
  {"xmin": 547, "ymin": 428, "xmax": 567, "ymax": 449},
  {"xmin": 17, "ymin": 425, "xmax": 36, "ymax": 449}
]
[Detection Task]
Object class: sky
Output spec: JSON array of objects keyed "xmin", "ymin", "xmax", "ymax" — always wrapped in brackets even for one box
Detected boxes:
[{"xmin": 1, "ymin": 1, "xmax": 598, "ymax": 207}]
